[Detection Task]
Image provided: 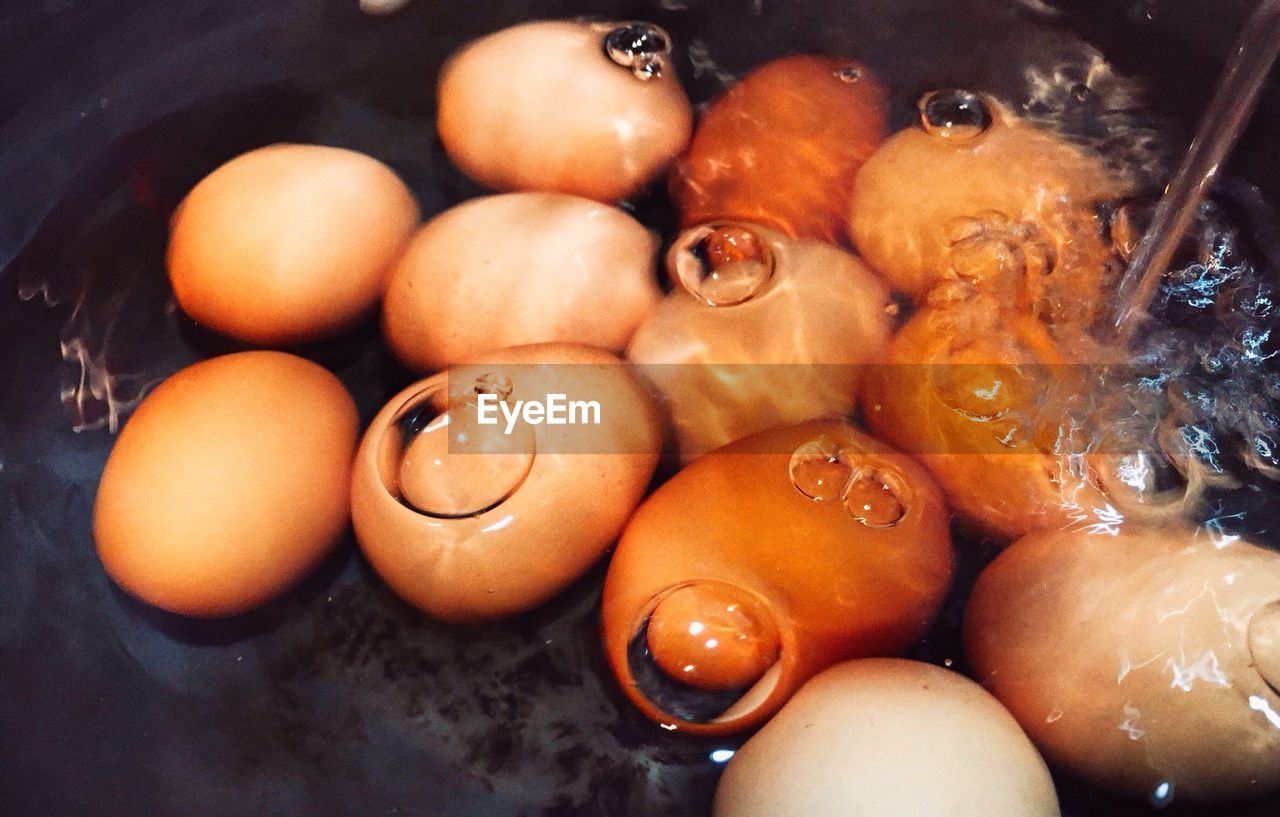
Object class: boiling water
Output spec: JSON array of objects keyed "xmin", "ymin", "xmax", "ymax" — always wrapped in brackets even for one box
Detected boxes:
[{"xmin": 2, "ymin": 1, "xmax": 1279, "ymax": 815}]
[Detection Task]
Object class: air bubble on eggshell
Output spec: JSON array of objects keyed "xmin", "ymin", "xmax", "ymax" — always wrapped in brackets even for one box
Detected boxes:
[
  {"xmin": 602, "ymin": 419, "xmax": 953, "ymax": 735},
  {"xmin": 380, "ymin": 379, "xmax": 536, "ymax": 519}
]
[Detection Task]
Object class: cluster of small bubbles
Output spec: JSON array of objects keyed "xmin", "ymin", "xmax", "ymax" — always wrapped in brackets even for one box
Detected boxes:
[
  {"xmin": 603, "ymin": 23, "xmax": 671, "ymax": 80},
  {"xmin": 788, "ymin": 439, "xmax": 908, "ymax": 527},
  {"xmin": 918, "ymin": 89, "xmax": 992, "ymax": 141}
]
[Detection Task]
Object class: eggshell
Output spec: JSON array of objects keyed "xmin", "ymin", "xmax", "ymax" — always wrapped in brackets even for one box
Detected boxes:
[
  {"xmin": 351, "ymin": 343, "xmax": 662, "ymax": 621},
  {"xmin": 93, "ymin": 351, "xmax": 358, "ymax": 617},
  {"xmin": 437, "ymin": 20, "xmax": 693, "ymax": 202},
  {"xmin": 602, "ymin": 419, "xmax": 953, "ymax": 734},
  {"xmin": 382, "ymin": 192, "xmax": 661, "ymax": 371},
  {"xmin": 849, "ymin": 98, "xmax": 1123, "ymax": 302},
  {"xmin": 713, "ymin": 659, "xmax": 1060, "ymax": 817},
  {"xmin": 670, "ymin": 55, "xmax": 888, "ymax": 245},
  {"xmin": 628, "ymin": 223, "xmax": 892, "ymax": 462},
  {"xmin": 860, "ymin": 297, "xmax": 1114, "ymax": 539},
  {"xmin": 168, "ymin": 144, "xmax": 419, "ymax": 346},
  {"xmin": 966, "ymin": 525, "xmax": 1280, "ymax": 803}
]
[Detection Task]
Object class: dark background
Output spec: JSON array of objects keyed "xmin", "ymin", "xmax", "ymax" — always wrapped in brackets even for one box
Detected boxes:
[{"xmin": 2, "ymin": 1, "xmax": 1280, "ymax": 815}]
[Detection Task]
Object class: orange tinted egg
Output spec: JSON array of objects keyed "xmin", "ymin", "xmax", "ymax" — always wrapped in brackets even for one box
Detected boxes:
[
  {"xmin": 93, "ymin": 352, "xmax": 358, "ymax": 617},
  {"xmin": 437, "ymin": 20, "xmax": 693, "ymax": 203},
  {"xmin": 168, "ymin": 144, "xmax": 419, "ymax": 346},
  {"xmin": 670, "ymin": 55, "xmax": 888, "ymax": 245},
  {"xmin": 602, "ymin": 419, "xmax": 953, "ymax": 734}
]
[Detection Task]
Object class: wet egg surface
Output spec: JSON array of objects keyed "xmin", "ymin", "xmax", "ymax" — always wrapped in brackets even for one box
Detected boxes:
[
  {"xmin": 5, "ymin": 1, "xmax": 1280, "ymax": 816},
  {"xmin": 602, "ymin": 419, "xmax": 954, "ymax": 735}
]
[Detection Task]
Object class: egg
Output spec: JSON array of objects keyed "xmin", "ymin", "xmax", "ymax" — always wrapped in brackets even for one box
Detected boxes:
[
  {"xmin": 168, "ymin": 144, "xmax": 419, "ymax": 346},
  {"xmin": 670, "ymin": 54, "xmax": 888, "ymax": 245},
  {"xmin": 351, "ymin": 343, "xmax": 661, "ymax": 621},
  {"xmin": 860, "ymin": 295, "xmax": 1116, "ymax": 539},
  {"xmin": 849, "ymin": 91, "xmax": 1124, "ymax": 302},
  {"xmin": 437, "ymin": 20, "xmax": 694, "ymax": 203},
  {"xmin": 627, "ymin": 223, "xmax": 892, "ymax": 462},
  {"xmin": 382, "ymin": 192, "xmax": 661, "ymax": 371},
  {"xmin": 93, "ymin": 351, "xmax": 358, "ymax": 617},
  {"xmin": 713, "ymin": 659, "xmax": 1061, "ymax": 817},
  {"xmin": 602, "ymin": 419, "xmax": 953, "ymax": 735},
  {"xmin": 965, "ymin": 525, "xmax": 1280, "ymax": 804}
]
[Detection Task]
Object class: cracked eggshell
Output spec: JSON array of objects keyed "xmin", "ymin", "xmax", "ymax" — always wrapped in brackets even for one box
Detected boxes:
[{"xmin": 965, "ymin": 525, "xmax": 1280, "ymax": 803}]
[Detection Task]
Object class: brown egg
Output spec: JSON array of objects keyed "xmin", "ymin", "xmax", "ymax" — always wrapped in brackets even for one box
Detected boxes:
[
  {"xmin": 602, "ymin": 419, "xmax": 953, "ymax": 735},
  {"xmin": 966, "ymin": 525, "xmax": 1280, "ymax": 804},
  {"xmin": 860, "ymin": 295, "xmax": 1117, "ymax": 539},
  {"xmin": 168, "ymin": 144, "xmax": 419, "ymax": 346},
  {"xmin": 714, "ymin": 659, "xmax": 1060, "ymax": 817},
  {"xmin": 627, "ymin": 222, "xmax": 892, "ymax": 462},
  {"xmin": 670, "ymin": 54, "xmax": 889, "ymax": 245},
  {"xmin": 351, "ymin": 343, "xmax": 662, "ymax": 621},
  {"xmin": 94, "ymin": 351, "xmax": 358, "ymax": 617},
  {"xmin": 382, "ymin": 192, "xmax": 661, "ymax": 371},
  {"xmin": 849, "ymin": 91, "xmax": 1124, "ymax": 302},
  {"xmin": 437, "ymin": 20, "xmax": 694, "ymax": 203}
]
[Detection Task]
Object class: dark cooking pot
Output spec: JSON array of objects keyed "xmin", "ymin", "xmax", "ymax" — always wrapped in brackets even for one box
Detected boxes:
[{"xmin": 2, "ymin": 1, "xmax": 1279, "ymax": 815}]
